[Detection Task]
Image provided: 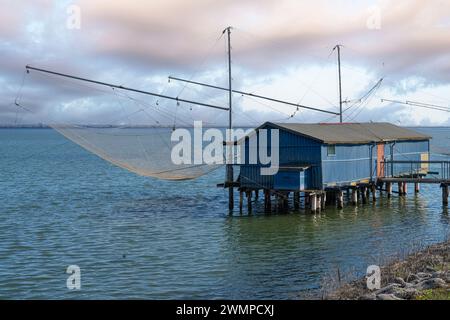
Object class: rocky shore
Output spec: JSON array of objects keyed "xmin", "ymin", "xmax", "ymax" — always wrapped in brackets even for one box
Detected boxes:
[{"xmin": 328, "ymin": 240, "xmax": 450, "ymax": 300}]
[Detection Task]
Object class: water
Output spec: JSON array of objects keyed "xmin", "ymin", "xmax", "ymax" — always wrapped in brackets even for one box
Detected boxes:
[{"xmin": 0, "ymin": 127, "xmax": 449, "ymax": 299}]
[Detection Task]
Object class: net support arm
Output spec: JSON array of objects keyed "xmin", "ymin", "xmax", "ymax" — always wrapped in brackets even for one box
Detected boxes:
[
  {"xmin": 25, "ymin": 65, "xmax": 229, "ymax": 111},
  {"xmin": 168, "ymin": 76, "xmax": 340, "ymax": 116}
]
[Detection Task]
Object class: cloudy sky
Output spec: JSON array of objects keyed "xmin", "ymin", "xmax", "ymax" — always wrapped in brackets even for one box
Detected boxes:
[{"xmin": 1, "ymin": 0, "xmax": 450, "ymax": 127}]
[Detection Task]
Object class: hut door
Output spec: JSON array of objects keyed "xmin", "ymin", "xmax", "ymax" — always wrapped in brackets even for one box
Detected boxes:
[{"xmin": 376, "ymin": 143, "xmax": 385, "ymax": 177}]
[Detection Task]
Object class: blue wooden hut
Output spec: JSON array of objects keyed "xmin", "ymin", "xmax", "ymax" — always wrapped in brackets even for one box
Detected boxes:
[{"xmin": 238, "ymin": 122, "xmax": 431, "ymax": 191}]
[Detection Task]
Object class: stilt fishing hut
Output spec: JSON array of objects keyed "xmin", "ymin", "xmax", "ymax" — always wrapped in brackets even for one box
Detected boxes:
[{"xmin": 237, "ymin": 122, "xmax": 438, "ymax": 213}]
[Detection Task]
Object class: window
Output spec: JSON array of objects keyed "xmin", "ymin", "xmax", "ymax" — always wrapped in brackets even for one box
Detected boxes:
[{"xmin": 327, "ymin": 145, "xmax": 336, "ymax": 156}]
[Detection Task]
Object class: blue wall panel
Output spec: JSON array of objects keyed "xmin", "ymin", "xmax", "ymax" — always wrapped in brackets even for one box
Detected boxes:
[
  {"xmin": 239, "ymin": 165, "xmax": 274, "ymax": 189},
  {"xmin": 321, "ymin": 143, "xmax": 372, "ymax": 186},
  {"xmin": 240, "ymin": 125, "xmax": 322, "ymax": 190},
  {"xmin": 273, "ymin": 171, "xmax": 305, "ymax": 190}
]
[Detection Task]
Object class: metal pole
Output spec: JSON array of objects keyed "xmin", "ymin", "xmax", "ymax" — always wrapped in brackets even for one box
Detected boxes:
[
  {"xmin": 225, "ymin": 27, "xmax": 234, "ymax": 213},
  {"xmin": 335, "ymin": 45, "xmax": 343, "ymax": 123},
  {"xmin": 25, "ymin": 65, "xmax": 229, "ymax": 111},
  {"xmin": 168, "ymin": 76, "xmax": 340, "ymax": 116}
]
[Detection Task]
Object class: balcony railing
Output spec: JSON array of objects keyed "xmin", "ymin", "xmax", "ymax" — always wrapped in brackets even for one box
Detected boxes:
[{"xmin": 380, "ymin": 160, "xmax": 450, "ymax": 180}]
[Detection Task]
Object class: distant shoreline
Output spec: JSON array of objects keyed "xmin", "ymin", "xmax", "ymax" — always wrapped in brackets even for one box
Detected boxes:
[{"xmin": 1, "ymin": 125, "xmax": 450, "ymax": 129}]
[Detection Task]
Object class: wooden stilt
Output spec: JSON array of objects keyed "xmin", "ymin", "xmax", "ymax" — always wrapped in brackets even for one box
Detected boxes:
[
  {"xmin": 414, "ymin": 182, "xmax": 420, "ymax": 193},
  {"xmin": 239, "ymin": 190, "xmax": 243, "ymax": 214},
  {"xmin": 255, "ymin": 190, "xmax": 259, "ymax": 200},
  {"xmin": 321, "ymin": 192, "xmax": 327, "ymax": 209},
  {"xmin": 337, "ymin": 190, "xmax": 344, "ymax": 209},
  {"xmin": 398, "ymin": 182, "xmax": 403, "ymax": 196},
  {"xmin": 362, "ymin": 187, "xmax": 367, "ymax": 204},
  {"xmin": 387, "ymin": 182, "xmax": 392, "ymax": 198},
  {"xmin": 351, "ymin": 188, "xmax": 358, "ymax": 205},
  {"xmin": 403, "ymin": 183, "xmax": 408, "ymax": 195},
  {"xmin": 266, "ymin": 190, "xmax": 272, "ymax": 213},
  {"xmin": 276, "ymin": 194, "xmax": 281, "ymax": 213},
  {"xmin": 294, "ymin": 192, "xmax": 300, "ymax": 210},
  {"xmin": 283, "ymin": 193, "xmax": 289, "ymax": 211},
  {"xmin": 442, "ymin": 184, "xmax": 449, "ymax": 206},
  {"xmin": 371, "ymin": 184, "xmax": 377, "ymax": 202},
  {"xmin": 246, "ymin": 190, "xmax": 252, "ymax": 214},
  {"xmin": 263, "ymin": 190, "xmax": 267, "ymax": 212},
  {"xmin": 310, "ymin": 193, "xmax": 317, "ymax": 213},
  {"xmin": 317, "ymin": 194, "xmax": 322, "ymax": 212}
]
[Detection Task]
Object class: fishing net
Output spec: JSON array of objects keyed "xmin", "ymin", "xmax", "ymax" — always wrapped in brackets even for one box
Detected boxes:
[
  {"xmin": 13, "ymin": 69, "xmax": 242, "ymax": 180},
  {"xmin": 53, "ymin": 125, "xmax": 224, "ymax": 180}
]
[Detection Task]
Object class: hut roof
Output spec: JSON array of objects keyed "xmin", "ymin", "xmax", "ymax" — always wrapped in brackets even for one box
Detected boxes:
[{"xmin": 261, "ymin": 122, "xmax": 431, "ymax": 144}]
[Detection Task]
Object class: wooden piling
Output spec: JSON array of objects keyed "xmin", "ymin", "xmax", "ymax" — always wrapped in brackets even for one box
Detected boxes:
[
  {"xmin": 442, "ymin": 184, "xmax": 449, "ymax": 206},
  {"xmin": 321, "ymin": 192, "xmax": 327, "ymax": 209},
  {"xmin": 371, "ymin": 184, "xmax": 377, "ymax": 202},
  {"xmin": 361, "ymin": 186, "xmax": 367, "ymax": 204},
  {"xmin": 402, "ymin": 183, "xmax": 408, "ymax": 195},
  {"xmin": 414, "ymin": 182, "xmax": 420, "ymax": 193},
  {"xmin": 386, "ymin": 182, "xmax": 392, "ymax": 198},
  {"xmin": 294, "ymin": 191, "xmax": 300, "ymax": 210},
  {"xmin": 310, "ymin": 193, "xmax": 317, "ymax": 213},
  {"xmin": 239, "ymin": 190, "xmax": 243, "ymax": 214},
  {"xmin": 337, "ymin": 190, "xmax": 344, "ymax": 209},
  {"xmin": 263, "ymin": 190, "xmax": 267, "ymax": 212},
  {"xmin": 283, "ymin": 193, "xmax": 289, "ymax": 211},
  {"xmin": 246, "ymin": 190, "xmax": 252, "ymax": 214},
  {"xmin": 276, "ymin": 194, "xmax": 281, "ymax": 213},
  {"xmin": 351, "ymin": 188, "xmax": 358, "ymax": 205},
  {"xmin": 398, "ymin": 182, "xmax": 403, "ymax": 195}
]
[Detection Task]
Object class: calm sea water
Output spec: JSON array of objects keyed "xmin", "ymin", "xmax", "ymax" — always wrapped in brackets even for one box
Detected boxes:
[{"xmin": 0, "ymin": 127, "xmax": 449, "ymax": 299}]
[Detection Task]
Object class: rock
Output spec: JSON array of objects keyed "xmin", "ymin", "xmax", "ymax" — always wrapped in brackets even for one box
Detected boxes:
[
  {"xmin": 429, "ymin": 255, "xmax": 444, "ymax": 265},
  {"xmin": 414, "ymin": 278, "xmax": 447, "ymax": 290},
  {"xmin": 393, "ymin": 277, "xmax": 407, "ymax": 287},
  {"xmin": 416, "ymin": 272, "xmax": 432, "ymax": 279},
  {"xmin": 377, "ymin": 293, "xmax": 404, "ymax": 300},
  {"xmin": 425, "ymin": 266, "xmax": 436, "ymax": 273},
  {"xmin": 374, "ymin": 283, "xmax": 401, "ymax": 295},
  {"xmin": 445, "ymin": 274, "xmax": 450, "ymax": 283},
  {"xmin": 360, "ymin": 293, "xmax": 377, "ymax": 300},
  {"xmin": 392, "ymin": 287, "xmax": 418, "ymax": 300},
  {"xmin": 406, "ymin": 274, "xmax": 420, "ymax": 282},
  {"xmin": 404, "ymin": 282, "xmax": 416, "ymax": 288},
  {"xmin": 431, "ymin": 271, "xmax": 446, "ymax": 278}
]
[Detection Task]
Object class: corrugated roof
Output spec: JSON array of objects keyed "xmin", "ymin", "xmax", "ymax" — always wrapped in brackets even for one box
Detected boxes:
[{"xmin": 262, "ymin": 122, "xmax": 431, "ymax": 144}]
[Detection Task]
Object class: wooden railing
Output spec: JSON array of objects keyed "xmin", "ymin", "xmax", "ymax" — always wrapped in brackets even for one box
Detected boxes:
[{"xmin": 380, "ymin": 160, "xmax": 450, "ymax": 180}]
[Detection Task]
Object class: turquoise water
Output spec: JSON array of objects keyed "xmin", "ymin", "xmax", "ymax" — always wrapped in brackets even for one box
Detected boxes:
[{"xmin": 0, "ymin": 127, "xmax": 449, "ymax": 299}]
